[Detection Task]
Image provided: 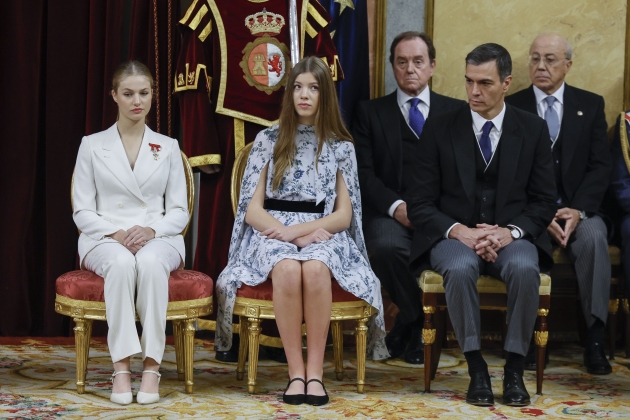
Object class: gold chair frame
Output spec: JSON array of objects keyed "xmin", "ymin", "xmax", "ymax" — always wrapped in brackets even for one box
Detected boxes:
[
  {"xmin": 55, "ymin": 151, "xmax": 212, "ymax": 394},
  {"xmin": 230, "ymin": 142, "xmax": 376, "ymax": 393},
  {"xmin": 419, "ymin": 271, "xmax": 551, "ymax": 395}
]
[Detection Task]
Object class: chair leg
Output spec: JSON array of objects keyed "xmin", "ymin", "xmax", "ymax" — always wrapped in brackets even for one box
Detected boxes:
[
  {"xmin": 430, "ymin": 309, "xmax": 445, "ymax": 380},
  {"xmin": 247, "ymin": 317, "xmax": 262, "ymax": 394},
  {"xmin": 355, "ymin": 317, "xmax": 369, "ymax": 394},
  {"xmin": 534, "ymin": 309, "xmax": 549, "ymax": 395},
  {"xmin": 608, "ymin": 299, "xmax": 619, "ymax": 360},
  {"xmin": 183, "ymin": 318, "xmax": 196, "ymax": 394},
  {"xmin": 423, "ymin": 306, "xmax": 436, "ymax": 393},
  {"xmin": 173, "ymin": 320, "xmax": 185, "ymax": 381},
  {"xmin": 501, "ymin": 310, "xmax": 508, "ymax": 360},
  {"xmin": 236, "ymin": 316, "xmax": 249, "ymax": 381},
  {"xmin": 331, "ymin": 321, "xmax": 344, "ymax": 381},
  {"xmin": 73, "ymin": 318, "xmax": 93, "ymax": 394},
  {"xmin": 624, "ymin": 299, "xmax": 630, "ymax": 358}
]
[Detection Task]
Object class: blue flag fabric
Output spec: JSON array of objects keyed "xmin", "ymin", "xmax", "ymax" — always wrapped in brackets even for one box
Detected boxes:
[{"xmin": 318, "ymin": 0, "xmax": 370, "ymax": 129}]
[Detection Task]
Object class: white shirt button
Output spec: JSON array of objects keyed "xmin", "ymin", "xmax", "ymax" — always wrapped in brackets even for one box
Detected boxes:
[
  {"xmin": 117, "ymin": 203, "xmax": 122, "ymax": 208},
  {"xmin": 141, "ymin": 203, "xmax": 147, "ymax": 209}
]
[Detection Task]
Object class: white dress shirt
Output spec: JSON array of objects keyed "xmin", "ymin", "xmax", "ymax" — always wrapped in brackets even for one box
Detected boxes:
[
  {"xmin": 389, "ymin": 87, "xmax": 432, "ymax": 218},
  {"xmin": 533, "ymin": 83, "xmax": 564, "ymax": 144}
]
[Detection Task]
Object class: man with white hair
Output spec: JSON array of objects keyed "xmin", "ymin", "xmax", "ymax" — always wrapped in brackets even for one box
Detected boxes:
[{"xmin": 507, "ymin": 33, "xmax": 612, "ymax": 375}]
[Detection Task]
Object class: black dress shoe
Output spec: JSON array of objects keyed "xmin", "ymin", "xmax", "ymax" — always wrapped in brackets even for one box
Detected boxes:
[
  {"xmin": 524, "ymin": 340, "xmax": 549, "ymax": 371},
  {"xmin": 305, "ymin": 378, "xmax": 329, "ymax": 406},
  {"xmin": 386, "ymin": 318, "xmax": 411, "ymax": 359},
  {"xmin": 466, "ymin": 371, "xmax": 494, "ymax": 406},
  {"xmin": 215, "ymin": 335, "xmax": 240, "ymax": 362},
  {"xmin": 282, "ymin": 378, "xmax": 306, "ymax": 405},
  {"xmin": 502, "ymin": 370, "xmax": 531, "ymax": 406},
  {"xmin": 584, "ymin": 342, "xmax": 612, "ymax": 375},
  {"xmin": 404, "ymin": 326, "xmax": 424, "ymax": 365}
]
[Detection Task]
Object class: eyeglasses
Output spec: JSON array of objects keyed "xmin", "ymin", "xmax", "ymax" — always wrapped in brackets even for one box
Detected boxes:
[{"xmin": 528, "ymin": 55, "xmax": 569, "ymax": 68}]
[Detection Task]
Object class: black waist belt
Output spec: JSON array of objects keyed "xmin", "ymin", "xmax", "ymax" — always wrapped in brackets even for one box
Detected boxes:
[{"xmin": 264, "ymin": 198, "xmax": 325, "ymax": 214}]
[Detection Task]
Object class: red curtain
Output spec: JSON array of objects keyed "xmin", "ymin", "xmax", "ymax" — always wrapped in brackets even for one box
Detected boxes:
[
  {"xmin": 0, "ymin": 1, "xmax": 125, "ymax": 336},
  {"xmin": 128, "ymin": 0, "xmax": 180, "ymax": 138}
]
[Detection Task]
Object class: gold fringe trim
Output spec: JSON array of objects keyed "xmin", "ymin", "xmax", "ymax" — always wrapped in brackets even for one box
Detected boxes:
[
  {"xmin": 189, "ymin": 4, "xmax": 208, "ymax": 30},
  {"xmin": 234, "ymin": 119, "xmax": 245, "ymax": 154},
  {"xmin": 198, "ymin": 20, "xmax": 212, "ymax": 42},
  {"xmin": 307, "ymin": 2, "xmax": 328, "ymax": 28},
  {"xmin": 179, "ymin": 0, "xmax": 199, "ymax": 24},
  {"xmin": 619, "ymin": 112, "xmax": 630, "ymax": 174},
  {"xmin": 188, "ymin": 154, "xmax": 221, "ymax": 167}
]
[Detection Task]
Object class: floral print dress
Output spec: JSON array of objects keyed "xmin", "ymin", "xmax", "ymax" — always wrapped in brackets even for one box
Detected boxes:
[{"xmin": 215, "ymin": 124, "xmax": 389, "ymax": 360}]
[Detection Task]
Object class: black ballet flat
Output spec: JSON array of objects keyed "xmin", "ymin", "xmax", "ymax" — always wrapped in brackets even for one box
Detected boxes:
[
  {"xmin": 282, "ymin": 377, "xmax": 306, "ymax": 405},
  {"xmin": 305, "ymin": 378, "xmax": 329, "ymax": 406}
]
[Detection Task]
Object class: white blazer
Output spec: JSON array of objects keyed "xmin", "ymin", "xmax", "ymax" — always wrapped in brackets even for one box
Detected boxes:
[{"xmin": 73, "ymin": 123, "xmax": 189, "ymax": 266}]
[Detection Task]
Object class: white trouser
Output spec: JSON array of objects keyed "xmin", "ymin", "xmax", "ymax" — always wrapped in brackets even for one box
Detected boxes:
[{"xmin": 83, "ymin": 240, "xmax": 181, "ymax": 364}]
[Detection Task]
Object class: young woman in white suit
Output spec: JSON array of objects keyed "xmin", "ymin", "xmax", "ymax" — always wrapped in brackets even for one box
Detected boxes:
[{"xmin": 72, "ymin": 61, "xmax": 189, "ymax": 405}]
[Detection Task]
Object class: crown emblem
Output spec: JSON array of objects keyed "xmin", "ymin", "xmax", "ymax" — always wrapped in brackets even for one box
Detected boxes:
[{"xmin": 244, "ymin": 8, "xmax": 285, "ymax": 36}]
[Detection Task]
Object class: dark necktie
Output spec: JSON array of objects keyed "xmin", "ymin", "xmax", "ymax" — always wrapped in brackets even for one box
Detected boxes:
[
  {"xmin": 408, "ymin": 98, "xmax": 425, "ymax": 137},
  {"xmin": 479, "ymin": 121, "xmax": 494, "ymax": 163},
  {"xmin": 544, "ymin": 96, "xmax": 560, "ymax": 141}
]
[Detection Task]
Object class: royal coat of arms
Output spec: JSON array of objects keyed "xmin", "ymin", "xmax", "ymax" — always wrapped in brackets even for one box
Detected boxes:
[{"xmin": 240, "ymin": 8, "xmax": 291, "ymax": 94}]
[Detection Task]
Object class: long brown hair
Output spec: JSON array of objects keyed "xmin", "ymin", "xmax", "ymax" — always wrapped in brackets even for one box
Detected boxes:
[{"xmin": 272, "ymin": 56, "xmax": 352, "ymax": 191}]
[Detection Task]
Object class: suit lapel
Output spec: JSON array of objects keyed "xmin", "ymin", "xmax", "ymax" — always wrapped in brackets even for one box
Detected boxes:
[
  {"xmin": 133, "ymin": 126, "xmax": 170, "ymax": 188},
  {"xmin": 376, "ymin": 92, "xmax": 404, "ymax": 186},
  {"xmin": 95, "ymin": 124, "xmax": 145, "ymax": 201},
  {"xmin": 495, "ymin": 105, "xmax": 522, "ymax": 214},
  {"xmin": 519, "ymin": 86, "xmax": 539, "ymax": 115},
  {"xmin": 452, "ymin": 107, "xmax": 476, "ymax": 204},
  {"xmin": 559, "ymin": 85, "xmax": 582, "ymax": 177}
]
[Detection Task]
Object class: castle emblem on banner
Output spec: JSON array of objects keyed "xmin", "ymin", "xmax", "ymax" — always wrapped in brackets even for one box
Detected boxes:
[{"xmin": 240, "ymin": 8, "xmax": 291, "ymax": 95}]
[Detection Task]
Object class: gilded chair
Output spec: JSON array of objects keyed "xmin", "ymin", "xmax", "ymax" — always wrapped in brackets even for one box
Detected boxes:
[
  {"xmin": 55, "ymin": 151, "xmax": 213, "ymax": 394},
  {"xmin": 231, "ymin": 142, "xmax": 377, "ymax": 393},
  {"xmin": 419, "ymin": 271, "xmax": 551, "ymax": 395},
  {"xmin": 551, "ymin": 246, "xmax": 623, "ymax": 359}
]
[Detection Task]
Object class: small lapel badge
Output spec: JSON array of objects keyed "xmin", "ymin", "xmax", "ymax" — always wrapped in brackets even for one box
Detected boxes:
[
  {"xmin": 577, "ymin": 111, "xmax": 583, "ymax": 116},
  {"xmin": 149, "ymin": 143, "xmax": 161, "ymax": 160}
]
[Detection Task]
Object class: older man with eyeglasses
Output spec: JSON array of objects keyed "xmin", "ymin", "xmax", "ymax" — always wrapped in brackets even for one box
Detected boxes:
[{"xmin": 506, "ymin": 32, "xmax": 613, "ymax": 375}]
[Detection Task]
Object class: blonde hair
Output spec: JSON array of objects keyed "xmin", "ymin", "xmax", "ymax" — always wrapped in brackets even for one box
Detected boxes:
[
  {"xmin": 111, "ymin": 60, "xmax": 154, "ymax": 92},
  {"xmin": 272, "ymin": 56, "xmax": 352, "ymax": 191}
]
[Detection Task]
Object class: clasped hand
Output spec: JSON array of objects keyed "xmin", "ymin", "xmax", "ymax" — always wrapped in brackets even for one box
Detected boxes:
[
  {"xmin": 547, "ymin": 207, "xmax": 580, "ymax": 248},
  {"xmin": 451, "ymin": 223, "xmax": 513, "ymax": 263},
  {"xmin": 260, "ymin": 225, "xmax": 333, "ymax": 248},
  {"xmin": 111, "ymin": 226, "xmax": 156, "ymax": 254}
]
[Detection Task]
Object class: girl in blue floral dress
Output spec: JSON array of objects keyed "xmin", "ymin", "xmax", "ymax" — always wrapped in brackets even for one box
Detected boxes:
[{"xmin": 216, "ymin": 56, "xmax": 388, "ymax": 406}]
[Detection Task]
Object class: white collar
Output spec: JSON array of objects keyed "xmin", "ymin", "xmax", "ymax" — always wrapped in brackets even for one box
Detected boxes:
[
  {"xmin": 471, "ymin": 102, "xmax": 506, "ymax": 132},
  {"xmin": 396, "ymin": 86, "xmax": 431, "ymax": 108},
  {"xmin": 533, "ymin": 82, "xmax": 565, "ymax": 106}
]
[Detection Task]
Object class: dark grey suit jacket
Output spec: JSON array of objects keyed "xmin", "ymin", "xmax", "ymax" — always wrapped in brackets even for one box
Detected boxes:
[
  {"xmin": 353, "ymin": 90, "xmax": 465, "ymax": 217},
  {"xmin": 407, "ymin": 103, "xmax": 558, "ymax": 272},
  {"xmin": 506, "ymin": 84, "xmax": 611, "ymax": 215}
]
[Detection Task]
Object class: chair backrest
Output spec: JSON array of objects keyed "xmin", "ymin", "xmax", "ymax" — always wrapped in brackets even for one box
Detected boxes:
[
  {"xmin": 71, "ymin": 150, "xmax": 195, "ymax": 236},
  {"xmin": 619, "ymin": 111, "xmax": 630, "ymax": 174},
  {"xmin": 231, "ymin": 142, "xmax": 254, "ymax": 216}
]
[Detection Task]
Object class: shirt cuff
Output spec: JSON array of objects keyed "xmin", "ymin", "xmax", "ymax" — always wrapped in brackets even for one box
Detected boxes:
[
  {"xmin": 445, "ymin": 223, "xmax": 460, "ymax": 239},
  {"xmin": 388, "ymin": 200, "xmax": 405, "ymax": 218}
]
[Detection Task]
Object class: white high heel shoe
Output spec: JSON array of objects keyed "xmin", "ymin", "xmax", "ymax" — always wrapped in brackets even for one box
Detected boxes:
[
  {"xmin": 110, "ymin": 371, "xmax": 133, "ymax": 405},
  {"xmin": 136, "ymin": 370, "xmax": 161, "ymax": 405}
]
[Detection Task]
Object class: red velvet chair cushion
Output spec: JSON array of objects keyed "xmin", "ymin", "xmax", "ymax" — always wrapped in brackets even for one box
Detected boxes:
[
  {"xmin": 56, "ymin": 270, "xmax": 213, "ymax": 302},
  {"xmin": 237, "ymin": 278, "xmax": 361, "ymax": 302}
]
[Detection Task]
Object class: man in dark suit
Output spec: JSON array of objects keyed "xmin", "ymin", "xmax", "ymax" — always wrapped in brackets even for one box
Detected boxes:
[
  {"xmin": 408, "ymin": 43, "xmax": 556, "ymax": 406},
  {"xmin": 506, "ymin": 33, "xmax": 612, "ymax": 375},
  {"xmin": 353, "ymin": 32, "xmax": 464, "ymax": 364}
]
